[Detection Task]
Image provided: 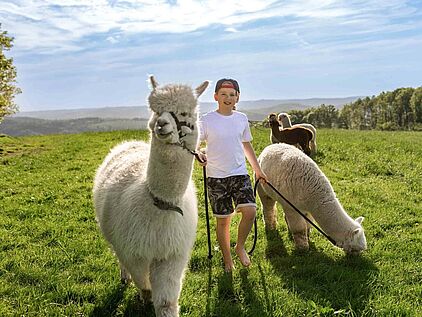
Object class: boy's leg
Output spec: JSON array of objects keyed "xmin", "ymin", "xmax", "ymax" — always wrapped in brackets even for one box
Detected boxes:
[
  {"xmin": 216, "ymin": 216, "xmax": 234, "ymax": 272},
  {"xmin": 235, "ymin": 206, "xmax": 256, "ymax": 267}
]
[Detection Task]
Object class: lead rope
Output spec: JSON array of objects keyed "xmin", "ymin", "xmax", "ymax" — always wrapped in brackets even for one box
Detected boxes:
[
  {"xmin": 248, "ymin": 180, "xmax": 260, "ymax": 255},
  {"xmin": 202, "ymin": 166, "xmax": 213, "ymax": 259}
]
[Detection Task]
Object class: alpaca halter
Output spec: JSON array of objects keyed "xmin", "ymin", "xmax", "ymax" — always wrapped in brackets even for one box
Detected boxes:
[
  {"xmin": 169, "ymin": 112, "xmax": 194, "ymax": 140},
  {"xmin": 167, "ymin": 111, "xmax": 204, "ymax": 162}
]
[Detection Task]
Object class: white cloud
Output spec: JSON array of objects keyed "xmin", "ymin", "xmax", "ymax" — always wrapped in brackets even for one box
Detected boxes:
[
  {"xmin": 106, "ymin": 35, "xmax": 119, "ymax": 44},
  {"xmin": 2, "ymin": 0, "xmax": 419, "ymax": 53},
  {"xmin": 225, "ymin": 27, "xmax": 239, "ymax": 33}
]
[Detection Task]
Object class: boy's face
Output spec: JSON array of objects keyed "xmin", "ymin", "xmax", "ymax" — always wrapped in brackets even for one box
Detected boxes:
[{"xmin": 214, "ymin": 87, "xmax": 239, "ymax": 110}]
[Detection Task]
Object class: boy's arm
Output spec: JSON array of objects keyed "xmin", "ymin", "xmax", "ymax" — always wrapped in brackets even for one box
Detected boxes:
[{"xmin": 242, "ymin": 142, "xmax": 267, "ymax": 183}]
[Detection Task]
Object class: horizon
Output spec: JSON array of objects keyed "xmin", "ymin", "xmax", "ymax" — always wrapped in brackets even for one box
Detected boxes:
[
  {"xmin": 14, "ymin": 95, "xmax": 364, "ymax": 113},
  {"xmin": 1, "ymin": 0, "xmax": 421, "ymax": 112}
]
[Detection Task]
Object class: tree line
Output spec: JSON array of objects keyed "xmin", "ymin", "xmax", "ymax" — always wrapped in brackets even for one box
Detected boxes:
[
  {"xmin": 286, "ymin": 87, "xmax": 422, "ymax": 130},
  {"xmin": 0, "ymin": 24, "xmax": 20, "ymax": 123}
]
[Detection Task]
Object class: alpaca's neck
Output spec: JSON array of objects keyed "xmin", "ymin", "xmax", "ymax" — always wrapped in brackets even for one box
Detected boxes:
[
  {"xmin": 313, "ymin": 199, "xmax": 357, "ymax": 241},
  {"xmin": 270, "ymin": 122, "xmax": 283, "ymax": 141},
  {"xmin": 282, "ymin": 117, "xmax": 292, "ymax": 128},
  {"xmin": 147, "ymin": 138, "xmax": 194, "ymax": 202}
]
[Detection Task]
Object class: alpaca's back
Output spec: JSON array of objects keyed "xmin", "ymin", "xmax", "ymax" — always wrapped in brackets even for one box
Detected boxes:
[
  {"xmin": 258, "ymin": 143, "xmax": 334, "ymax": 211},
  {"xmin": 277, "ymin": 127, "xmax": 312, "ymax": 156},
  {"xmin": 282, "ymin": 127, "xmax": 313, "ymax": 142}
]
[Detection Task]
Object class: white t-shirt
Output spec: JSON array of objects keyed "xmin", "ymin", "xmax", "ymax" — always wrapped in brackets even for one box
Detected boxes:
[{"xmin": 199, "ymin": 110, "xmax": 252, "ymax": 178}]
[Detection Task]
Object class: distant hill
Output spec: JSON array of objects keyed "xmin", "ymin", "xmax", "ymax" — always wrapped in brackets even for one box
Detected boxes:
[
  {"xmin": 0, "ymin": 117, "xmax": 148, "ymax": 137},
  {"xmin": 12, "ymin": 106, "xmax": 152, "ymax": 120},
  {"xmin": 238, "ymin": 103, "xmax": 314, "ymax": 121},
  {"xmin": 13, "ymin": 97, "xmax": 361, "ymax": 120},
  {"xmin": 4, "ymin": 96, "xmax": 361, "ymax": 136}
]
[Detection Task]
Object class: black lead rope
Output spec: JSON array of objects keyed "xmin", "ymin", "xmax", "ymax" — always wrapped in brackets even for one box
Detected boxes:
[
  {"xmin": 202, "ymin": 166, "xmax": 213, "ymax": 259},
  {"xmin": 252, "ymin": 180, "xmax": 337, "ymax": 246},
  {"xmin": 247, "ymin": 180, "xmax": 260, "ymax": 255}
]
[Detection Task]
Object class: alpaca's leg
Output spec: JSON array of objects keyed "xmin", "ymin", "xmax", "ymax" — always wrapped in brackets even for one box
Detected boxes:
[
  {"xmin": 310, "ymin": 140, "xmax": 317, "ymax": 156},
  {"xmin": 119, "ymin": 261, "xmax": 131, "ymax": 285},
  {"xmin": 150, "ymin": 256, "xmax": 187, "ymax": 317},
  {"xmin": 306, "ymin": 213, "xmax": 314, "ymax": 238},
  {"xmin": 126, "ymin": 260, "xmax": 152, "ymax": 303},
  {"xmin": 257, "ymin": 185, "xmax": 277, "ymax": 230},
  {"xmin": 301, "ymin": 140, "xmax": 311, "ymax": 156},
  {"xmin": 281, "ymin": 203, "xmax": 309, "ymax": 250}
]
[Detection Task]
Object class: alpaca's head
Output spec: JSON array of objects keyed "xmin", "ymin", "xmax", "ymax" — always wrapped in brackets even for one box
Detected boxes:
[
  {"xmin": 268, "ymin": 113, "xmax": 279, "ymax": 127},
  {"xmin": 277, "ymin": 112, "xmax": 291, "ymax": 127},
  {"xmin": 277, "ymin": 112, "xmax": 288, "ymax": 121},
  {"xmin": 147, "ymin": 76, "xmax": 209, "ymax": 149},
  {"xmin": 340, "ymin": 216, "xmax": 367, "ymax": 255}
]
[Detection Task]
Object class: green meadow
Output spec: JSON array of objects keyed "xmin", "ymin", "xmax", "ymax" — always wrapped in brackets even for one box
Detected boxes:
[{"xmin": 0, "ymin": 128, "xmax": 421, "ymax": 316}]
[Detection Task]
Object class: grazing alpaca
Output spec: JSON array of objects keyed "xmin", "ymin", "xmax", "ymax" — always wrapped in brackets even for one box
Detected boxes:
[
  {"xmin": 278, "ymin": 112, "xmax": 317, "ymax": 156},
  {"xmin": 93, "ymin": 76, "xmax": 209, "ymax": 317},
  {"xmin": 268, "ymin": 113, "xmax": 313, "ymax": 156},
  {"xmin": 257, "ymin": 143, "xmax": 367, "ymax": 254}
]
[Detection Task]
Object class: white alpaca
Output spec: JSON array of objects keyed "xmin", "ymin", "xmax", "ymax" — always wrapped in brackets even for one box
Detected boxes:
[
  {"xmin": 257, "ymin": 143, "xmax": 367, "ymax": 254},
  {"xmin": 93, "ymin": 76, "xmax": 209, "ymax": 317},
  {"xmin": 278, "ymin": 112, "xmax": 317, "ymax": 156}
]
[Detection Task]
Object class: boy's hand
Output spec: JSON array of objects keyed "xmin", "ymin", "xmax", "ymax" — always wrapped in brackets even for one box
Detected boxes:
[
  {"xmin": 196, "ymin": 152, "xmax": 207, "ymax": 166},
  {"xmin": 255, "ymin": 170, "xmax": 268, "ymax": 184}
]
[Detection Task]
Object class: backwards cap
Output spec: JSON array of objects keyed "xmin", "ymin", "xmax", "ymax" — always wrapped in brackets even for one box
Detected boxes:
[{"xmin": 214, "ymin": 78, "xmax": 240, "ymax": 93}]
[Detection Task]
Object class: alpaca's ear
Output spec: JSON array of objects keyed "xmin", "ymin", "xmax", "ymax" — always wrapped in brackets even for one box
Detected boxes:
[
  {"xmin": 353, "ymin": 228, "xmax": 361, "ymax": 235},
  {"xmin": 195, "ymin": 81, "xmax": 209, "ymax": 98},
  {"xmin": 149, "ymin": 75, "xmax": 158, "ymax": 90},
  {"xmin": 355, "ymin": 216, "xmax": 364, "ymax": 225}
]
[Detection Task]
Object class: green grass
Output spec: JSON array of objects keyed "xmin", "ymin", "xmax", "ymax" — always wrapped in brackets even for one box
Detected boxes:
[{"xmin": 1, "ymin": 128, "xmax": 421, "ymax": 316}]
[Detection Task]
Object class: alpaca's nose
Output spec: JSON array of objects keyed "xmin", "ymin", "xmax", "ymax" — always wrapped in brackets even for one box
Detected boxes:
[
  {"xmin": 155, "ymin": 116, "xmax": 172, "ymax": 136},
  {"xmin": 157, "ymin": 117, "xmax": 169, "ymax": 129}
]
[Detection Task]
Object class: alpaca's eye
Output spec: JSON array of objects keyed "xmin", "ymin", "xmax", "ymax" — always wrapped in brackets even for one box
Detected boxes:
[{"xmin": 180, "ymin": 112, "xmax": 188, "ymax": 117}]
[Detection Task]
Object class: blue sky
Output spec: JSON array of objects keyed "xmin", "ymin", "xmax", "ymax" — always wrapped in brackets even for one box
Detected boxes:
[{"xmin": 1, "ymin": 0, "xmax": 421, "ymax": 111}]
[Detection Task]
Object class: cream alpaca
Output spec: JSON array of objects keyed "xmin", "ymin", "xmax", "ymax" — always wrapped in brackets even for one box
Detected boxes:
[
  {"xmin": 257, "ymin": 143, "xmax": 367, "ymax": 254},
  {"xmin": 93, "ymin": 76, "xmax": 209, "ymax": 317},
  {"xmin": 278, "ymin": 112, "xmax": 317, "ymax": 156}
]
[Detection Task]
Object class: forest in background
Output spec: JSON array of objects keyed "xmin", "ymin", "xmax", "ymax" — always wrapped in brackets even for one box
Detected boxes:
[{"xmin": 285, "ymin": 87, "xmax": 422, "ymax": 130}]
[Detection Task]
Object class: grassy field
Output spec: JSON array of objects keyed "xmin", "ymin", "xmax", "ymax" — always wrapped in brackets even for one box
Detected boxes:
[{"xmin": 0, "ymin": 128, "xmax": 421, "ymax": 316}]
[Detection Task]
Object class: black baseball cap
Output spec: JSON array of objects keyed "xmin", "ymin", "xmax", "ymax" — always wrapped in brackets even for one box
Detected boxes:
[{"xmin": 214, "ymin": 78, "xmax": 240, "ymax": 93}]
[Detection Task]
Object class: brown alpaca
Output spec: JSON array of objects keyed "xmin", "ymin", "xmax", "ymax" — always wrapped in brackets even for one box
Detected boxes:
[{"xmin": 268, "ymin": 113, "xmax": 313, "ymax": 156}]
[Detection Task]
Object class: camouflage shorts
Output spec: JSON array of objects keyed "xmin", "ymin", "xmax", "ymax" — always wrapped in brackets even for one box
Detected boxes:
[{"xmin": 207, "ymin": 175, "xmax": 256, "ymax": 218}]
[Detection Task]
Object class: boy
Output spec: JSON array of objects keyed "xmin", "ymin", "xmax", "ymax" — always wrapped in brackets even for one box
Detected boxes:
[{"xmin": 197, "ymin": 78, "xmax": 267, "ymax": 272}]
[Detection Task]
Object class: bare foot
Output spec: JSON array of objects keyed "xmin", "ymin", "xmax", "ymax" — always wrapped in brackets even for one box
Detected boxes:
[
  {"xmin": 235, "ymin": 245, "xmax": 251, "ymax": 267},
  {"xmin": 224, "ymin": 261, "xmax": 235, "ymax": 273}
]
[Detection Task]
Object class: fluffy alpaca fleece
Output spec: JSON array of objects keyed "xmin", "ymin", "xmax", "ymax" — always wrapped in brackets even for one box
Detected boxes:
[
  {"xmin": 93, "ymin": 76, "xmax": 209, "ymax": 317},
  {"xmin": 278, "ymin": 112, "xmax": 317, "ymax": 156},
  {"xmin": 268, "ymin": 113, "xmax": 313, "ymax": 156},
  {"xmin": 257, "ymin": 143, "xmax": 367, "ymax": 254}
]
